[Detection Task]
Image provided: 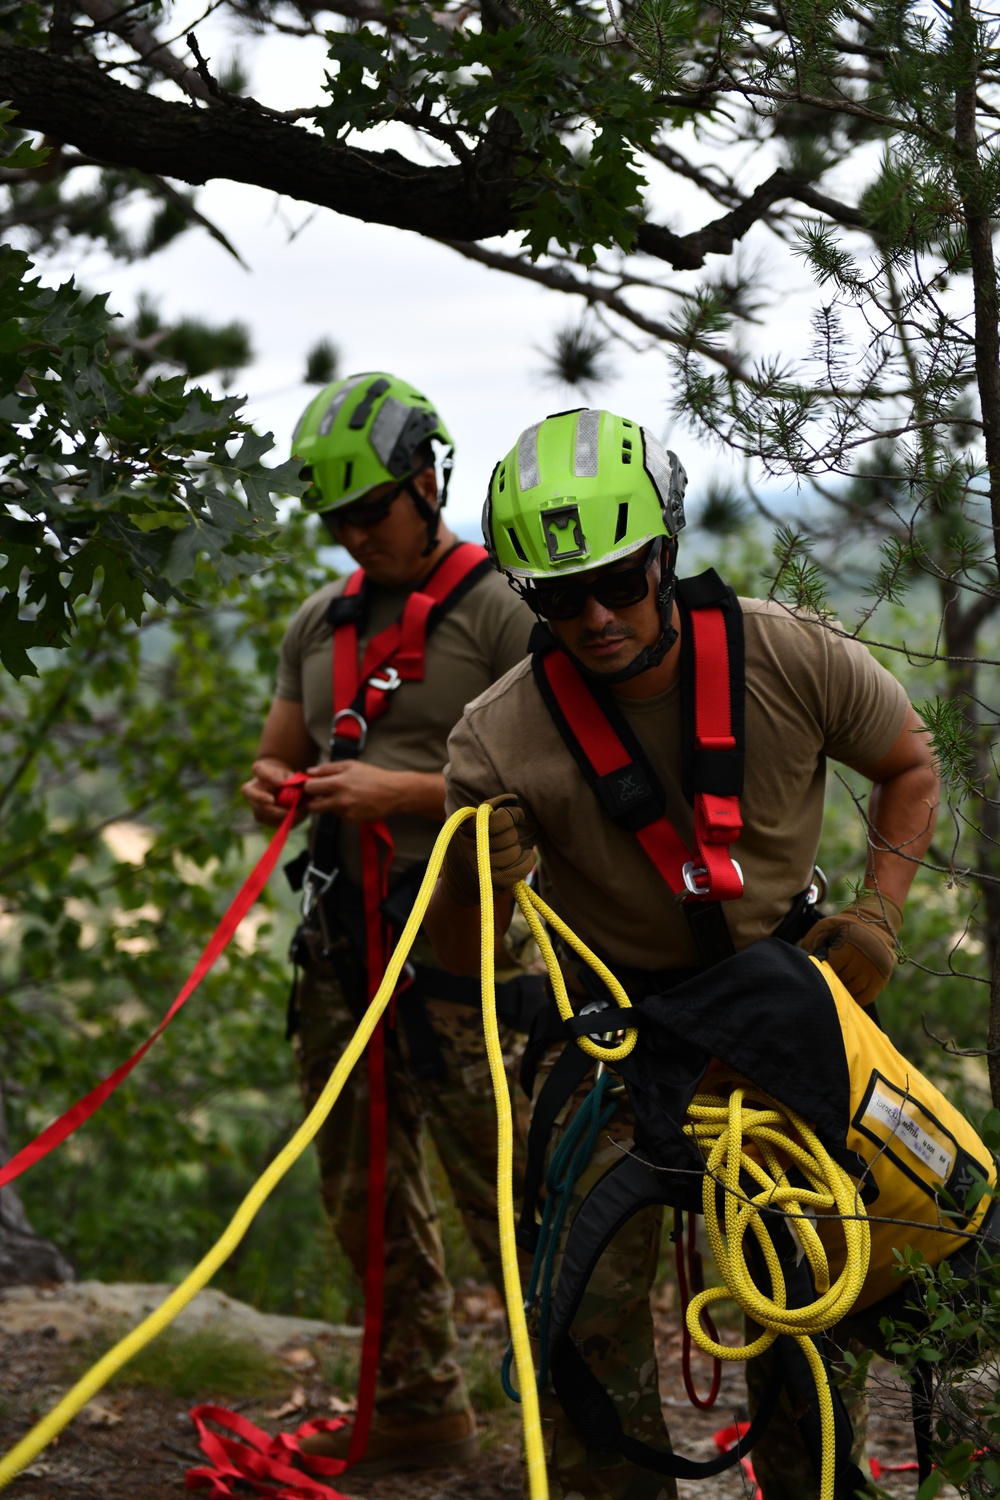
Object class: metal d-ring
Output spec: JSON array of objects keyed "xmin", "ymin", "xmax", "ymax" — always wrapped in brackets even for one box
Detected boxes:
[{"xmin": 331, "ymin": 708, "xmax": 368, "ymax": 752}]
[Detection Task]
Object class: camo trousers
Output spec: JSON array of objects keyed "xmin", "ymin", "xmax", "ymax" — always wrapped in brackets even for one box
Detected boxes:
[
  {"xmin": 294, "ymin": 931, "xmax": 528, "ymax": 1420},
  {"xmin": 530, "ymin": 1046, "xmax": 873, "ymax": 1500},
  {"xmin": 531, "ymin": 1050, "xmax": 676, "ymax": 1500}
]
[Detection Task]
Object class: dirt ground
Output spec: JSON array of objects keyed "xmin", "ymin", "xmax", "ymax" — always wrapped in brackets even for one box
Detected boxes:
[{"xmin": 0, "ymin": 1283, "xmax": 938, "ymax": 1500}]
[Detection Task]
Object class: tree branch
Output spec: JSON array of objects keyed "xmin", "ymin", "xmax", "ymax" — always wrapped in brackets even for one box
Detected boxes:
[{"xmin": 78, "ymin": 0, "xmax": 217, "ymax": 104}]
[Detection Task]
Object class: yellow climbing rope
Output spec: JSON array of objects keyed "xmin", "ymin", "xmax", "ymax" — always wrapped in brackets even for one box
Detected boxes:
[
  {"xmin": 0, "ymin": 807, "xmax": 554, "ymax": 1498},
  {"xmin": 683, "ymin": 1074, "xmax": 871, "ymax": 1500},
  {"xmin": 0, "ymin": 807, "xmax": 869, "ymax": 1500}
]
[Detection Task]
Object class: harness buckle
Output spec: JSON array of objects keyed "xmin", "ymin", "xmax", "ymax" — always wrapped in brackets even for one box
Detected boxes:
[
  {"xmin": 300, "ymin": 861, "xmax": 339, "ymax": 921},
  {"xmin": 682, "ymin": 859, "xmax": 743, "ymax": 897},
  {"xmin": 367, "ymin": 666, "xmax": 401, "ymax": 693},
  {"xmin": 331, "ymin": 707, "xmax": 367, "ymax": 753}
]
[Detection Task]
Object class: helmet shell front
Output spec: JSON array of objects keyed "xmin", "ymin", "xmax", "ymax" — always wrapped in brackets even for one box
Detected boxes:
[
  {"xmin": 292, "ymin": 372, "xmax": 454, "ymax": 512},
  {"xmin": 483, "ymin": 408, "xmax": 687, "ymax": 578}
]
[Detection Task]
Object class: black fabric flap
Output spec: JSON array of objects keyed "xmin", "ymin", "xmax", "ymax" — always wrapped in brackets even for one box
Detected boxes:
[{"xmin": 617, "ymin": 939, "xmax": 850, "ymax": 1166}]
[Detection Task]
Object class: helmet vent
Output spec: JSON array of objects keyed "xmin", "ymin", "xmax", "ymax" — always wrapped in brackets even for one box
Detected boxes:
[
  {"xmin": 622, "ymin": 447, "xmax": 632, "ymax": 465},
  {"xmin": 343, "ymin": 461, "xmax": 353, "ymax": 490},
  {"xmin": 614, "ymin": 503, "xmax": 629, "ymax": 543},
  {"xmin": 506, "ymin": 526, "xmax": 529, "ymax": 563}
]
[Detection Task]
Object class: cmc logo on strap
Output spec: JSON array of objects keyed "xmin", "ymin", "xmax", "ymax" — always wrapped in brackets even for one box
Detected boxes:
[{"xmin": 542, "ymin": 504, "xmax": 588, "ymax": 563}]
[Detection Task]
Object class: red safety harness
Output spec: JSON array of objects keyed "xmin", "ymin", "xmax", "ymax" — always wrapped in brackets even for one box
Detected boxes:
[
  {"xmin": 531, "ymin": 568, "xmax": 745, "ymax": 964},
  {"xmin": 305, "ymin": 541, "xmax": 490, "ymax": 1464}
]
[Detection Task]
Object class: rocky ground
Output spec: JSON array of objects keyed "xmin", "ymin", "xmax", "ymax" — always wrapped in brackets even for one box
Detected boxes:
[{"xmin": 0, "ymin": 1281, "xmax": 945, "ymax": 1499}]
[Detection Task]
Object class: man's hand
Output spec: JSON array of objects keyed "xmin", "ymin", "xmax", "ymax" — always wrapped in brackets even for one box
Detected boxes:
[
  {"xmin": 440, "ymin": 795, "xmax": 535, "ymax": 908},
  {"xmin": 302, "ymin": 759, "xmax": 411, "ymax": 822},
  {"xmin": 242, "ymin": 758, "xmax": 307, "ymax": 828},
  {"xmin": 799, "ymin": 892, "xmax": 903, "ymax": 1007}
]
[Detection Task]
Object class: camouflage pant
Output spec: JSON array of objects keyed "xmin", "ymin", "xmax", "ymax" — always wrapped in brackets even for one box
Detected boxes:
[
  {"xmin": 531, "ymin": 1046, "xmax": 873, "ymax": 1500},
  {"xmin": 532, "ymin": 1051, "xmax": 676, "ymax": 1500},
  {"xmin": 294, "ymin": 930, "xmax": 528, "ymax": 1420}
]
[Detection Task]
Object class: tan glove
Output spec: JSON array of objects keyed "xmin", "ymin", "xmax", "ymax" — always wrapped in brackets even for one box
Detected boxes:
[
  {"xmin": 799, "ymin": 892, "xmax": 903, "ymax": 1007},
  {"xmin": 441, "ymin": 794, "xmax": 535, "ymax": 907}
]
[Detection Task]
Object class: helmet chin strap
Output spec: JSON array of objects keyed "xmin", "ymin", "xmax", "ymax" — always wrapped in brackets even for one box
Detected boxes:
[
  {"xmin": 406, "ymin": 476, "xmax": 442, "ymax": 557},
  {"xmin": 566, "ymin": 537, "xmax": 679, "ymax": 687}
]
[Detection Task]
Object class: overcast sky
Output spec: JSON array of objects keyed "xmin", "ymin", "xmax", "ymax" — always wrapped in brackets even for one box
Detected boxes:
[{"xmin": 29, "ymin": 5, "xmax": 852, "ymax": 541}]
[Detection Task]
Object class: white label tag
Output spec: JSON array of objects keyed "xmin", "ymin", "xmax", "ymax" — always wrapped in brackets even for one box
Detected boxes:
[{"xmin": 863, "ymin": 1086, "xmax": 953, "ymax": 1179}]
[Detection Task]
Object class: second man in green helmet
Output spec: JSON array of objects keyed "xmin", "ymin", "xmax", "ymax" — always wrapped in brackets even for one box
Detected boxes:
[{"xmin": 242, "ymin": 372, "xmax": 537, "ymax": 1475}]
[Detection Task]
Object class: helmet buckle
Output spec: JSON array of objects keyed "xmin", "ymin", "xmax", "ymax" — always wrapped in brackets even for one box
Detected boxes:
[{"xmin": 542, "ymin": 504, "xmax": 588, "ymax": 563}]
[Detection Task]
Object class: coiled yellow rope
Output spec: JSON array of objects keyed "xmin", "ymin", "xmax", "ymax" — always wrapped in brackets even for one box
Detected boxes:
[{"xmin": 683, "ymin": 1075, "xmax": 871, "ymax": 1500}]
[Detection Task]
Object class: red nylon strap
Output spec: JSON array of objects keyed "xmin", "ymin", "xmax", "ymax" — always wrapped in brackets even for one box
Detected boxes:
[
  {"xmin": 330, "ymin": 545, "xmax": 488, "ymax": 752},
  {"xmin": 187, "ymin": 1404, "xmax": 352, "ymax": 1498},
  {"xmin": 324, "ymin": 543, "xmax": 487, "ymax": 1462},
  {"xmin": 0, "ymin": 775, "xmax": 310, "ymax": 1191},
  {"xmin": 541, "ymin": 651, "xmax": 693, "ymax": 897},
  {"xmin": 687, "ymin": 608, "xmax": 743, "ymax": 900}
]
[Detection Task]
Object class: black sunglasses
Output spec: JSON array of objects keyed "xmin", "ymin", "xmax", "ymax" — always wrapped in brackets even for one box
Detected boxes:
[
  {"xmin": 523, "ymin": 539, "xmax": 658, "ymax": 621},
  {"xmin": 322, "ymin": 478, "xmax": 414, "ymax": 536}
]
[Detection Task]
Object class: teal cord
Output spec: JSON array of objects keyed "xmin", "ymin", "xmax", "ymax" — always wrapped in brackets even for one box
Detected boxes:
[{"xmin": 502, "ymin": 1070, "xmax": 617, "ymax": 1402}]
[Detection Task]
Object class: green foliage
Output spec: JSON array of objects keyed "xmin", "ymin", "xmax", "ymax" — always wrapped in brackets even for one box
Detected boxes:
[
  {"xmin": 107, "ymin": 1329, "xmax": 284, "ymax": 1399},
  {"xmin": 304, "ymin": 338, "xmax": 340, "ymax": 386},
  {"xmin": 0, "ymin": 237, "xmax": 305, "ymax": 675},
  {"xmin": 0, "ymin": 511, "xmax": 352, "ymax": 1315},
  {"xmin": 766, "ymin": 524, "xmax": 833, "ymax": 617},
  {"xmin": 317, "ymin": 11, "xmax": 660, "ymax": 262},
  {"xmin": 539, "ymin": 321, "xmax": 615, "ymax": 392},
  {"xmin": 878, "ymin": 1200, "xmax": 1000, "ymax": 1497}
]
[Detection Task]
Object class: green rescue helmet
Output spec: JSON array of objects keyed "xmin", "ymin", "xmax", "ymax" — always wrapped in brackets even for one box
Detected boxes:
[
  {"xmin": 292, "ymin": 371, "xmax": 454, "ymax": 514},
  {"xmin": 482, "ymin": 407, "xmax": 686, "ymax": 579},
  {"xmin": 483, "ymin": 408, "xmax": 688, "ymax": 684}
]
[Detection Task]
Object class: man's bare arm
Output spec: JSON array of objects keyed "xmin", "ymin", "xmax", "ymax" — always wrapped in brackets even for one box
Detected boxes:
[{"xmin": 858, "ymin": 702, "xmax": 940, "ymax": 911}]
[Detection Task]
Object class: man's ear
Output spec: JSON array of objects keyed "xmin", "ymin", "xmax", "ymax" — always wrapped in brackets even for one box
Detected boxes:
[{"xmin": 411, "ymin": 465, "xmax": 439, "ymax": 506}]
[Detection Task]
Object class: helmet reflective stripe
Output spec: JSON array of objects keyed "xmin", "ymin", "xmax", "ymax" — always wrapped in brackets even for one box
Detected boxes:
[
  {"xmin": 517, "ymin": 422, "xmax": 543, "ymax": 491},
  {"xmin": 370, "ymin": 396, "xmax": 414, "ymax": 469},
  {"xmin": 574, "ymin": 409, "xmax": 600, "ymax": 478},
  {"xmin": 319, "ymin": 375, "xmax": 366, "ymax": 437},
  {"xmin": 641, "ymin": 429, "xmax": 688, "ymax": 535}
]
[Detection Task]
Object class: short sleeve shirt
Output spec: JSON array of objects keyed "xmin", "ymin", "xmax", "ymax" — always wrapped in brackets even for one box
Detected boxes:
[
  {"xmin": 276, "ymin": 558, "xmax": 534, "ymax": 881},
  {"xmin": 444, "ymin": 598, "xmax": 909, "ymax": 969}
]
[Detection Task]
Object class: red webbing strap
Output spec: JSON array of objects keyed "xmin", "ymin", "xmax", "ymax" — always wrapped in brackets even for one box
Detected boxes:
[
  {"xmin": 541, "ymin": 651, "xmax": 693, "ymax": 896},
  {"xmin": 687, "ymin": 609, "xmax": 743, "ymax": 901},
  {"xmin": 324, "ymin": 544, "xmax": 488, "ymax": 1459},
  {"xmin": 348, "ymin": 818, "xmax": 394, "ymax": 1466},
  {"xmin": 187, "ymin": 1404, "xmax": 352, "ymax": 1498},
  {"xmin": 330, "ymin": 545, "xmax": 488, "ymax": 754},
  {"xmin": 674, "ymin": 1208, "xmax": 722, "ymax": 1411},
  {"xmin": 331, "ymin": 570, "xmax": 366, "ymax": 754},
  {"xmin": 0, "ymin": 774, "xmax": 310, "ymax": 1191}
]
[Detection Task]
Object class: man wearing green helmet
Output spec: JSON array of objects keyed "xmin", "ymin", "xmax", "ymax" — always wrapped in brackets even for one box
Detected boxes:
[
  {"xmin": 242, "ymin": 373, "xmax": 536, "ymax": 1475},
  {"xmin": 426, "ymin": 407, "xmax": 939, "ymax": 1500}
]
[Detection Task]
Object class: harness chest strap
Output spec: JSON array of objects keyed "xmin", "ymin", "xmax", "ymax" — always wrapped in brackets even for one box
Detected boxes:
[
  {"xmin": 531, "ymin": 568, "xmax": 745, "ymax": 913},
  {"xmin": 330, "ymin": 543, "xmax": 492, "ymax": 758}
]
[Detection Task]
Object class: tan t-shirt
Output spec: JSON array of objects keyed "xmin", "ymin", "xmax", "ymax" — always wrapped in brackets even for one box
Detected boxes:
[
  {"xmin": 444, "ymin": 598, "xmax": 909, "ymax": 969},
  {"xmin": 276, "ymin": 558, "xmax": 534, "ymax": 881}
]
